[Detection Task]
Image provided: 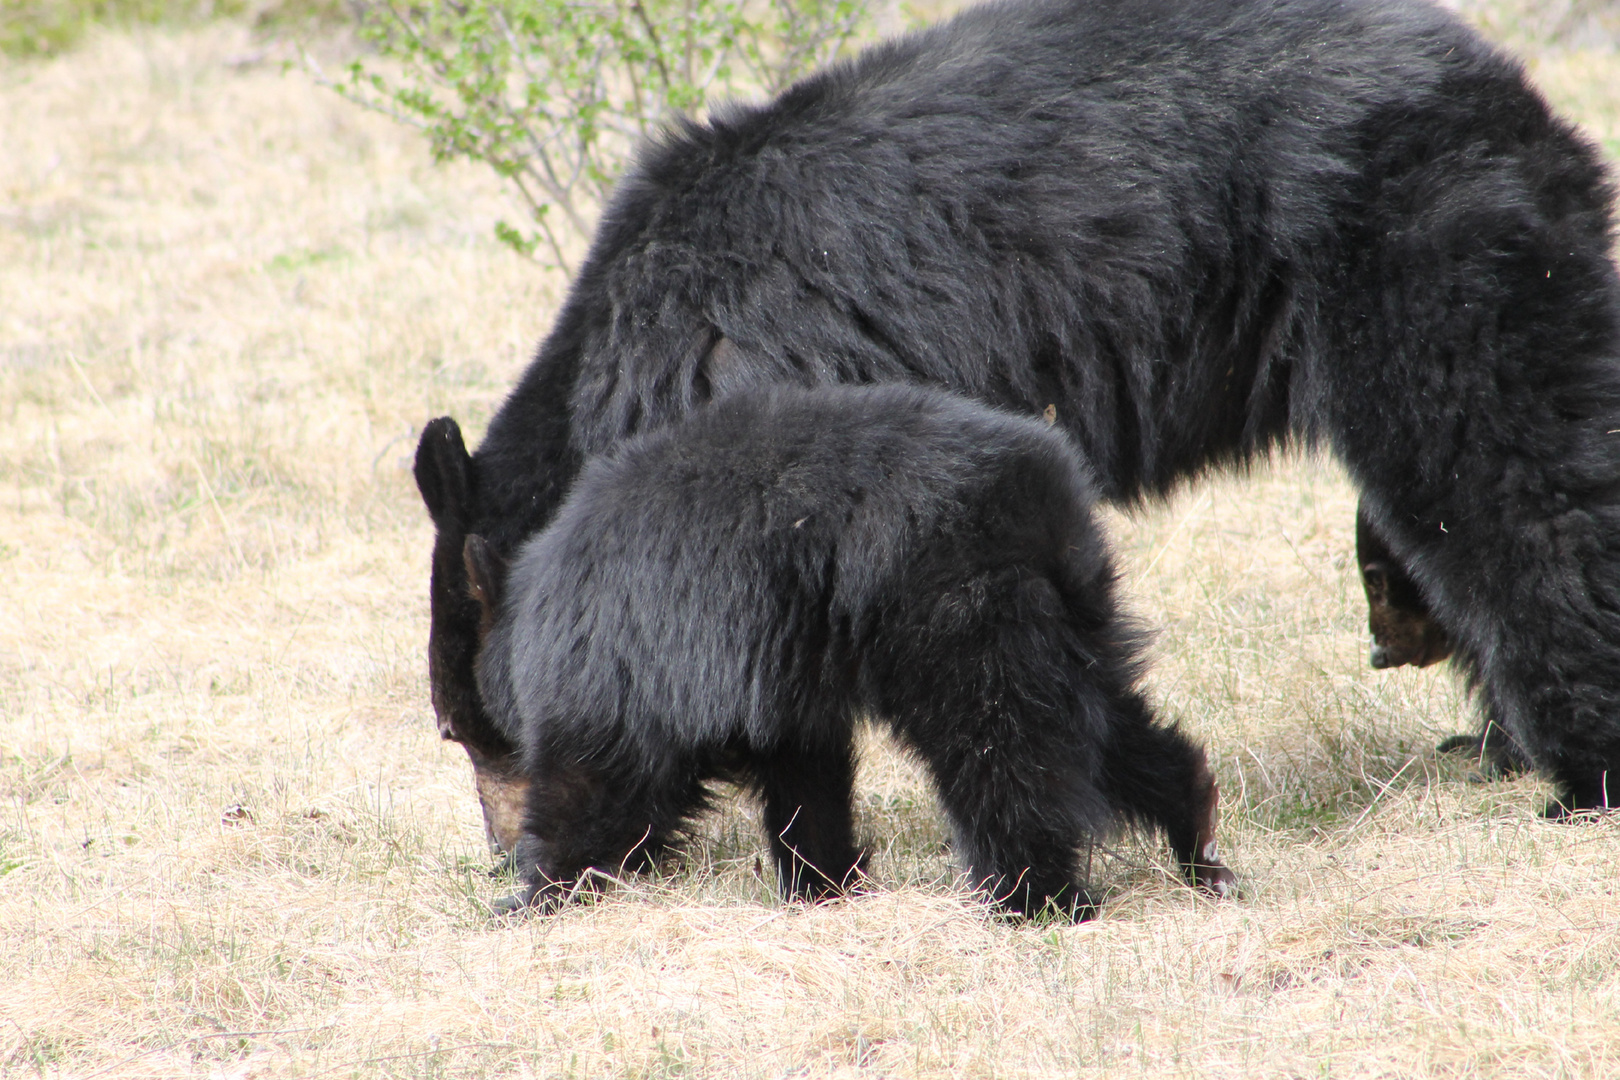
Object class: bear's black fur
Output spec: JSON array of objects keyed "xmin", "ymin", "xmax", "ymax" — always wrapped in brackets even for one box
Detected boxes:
[
  {"xmin": 438, "ymin": 385, "xmax": 1236, "ymax": 917},
  {"xmin": 419, "ymin": 0, "xmax": 1620, "ymax": 817}
]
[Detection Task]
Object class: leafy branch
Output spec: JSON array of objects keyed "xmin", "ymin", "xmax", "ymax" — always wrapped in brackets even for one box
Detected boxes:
[{"xmin": 309, "ymin": 0, "xmax": 867, "ymax": 270}]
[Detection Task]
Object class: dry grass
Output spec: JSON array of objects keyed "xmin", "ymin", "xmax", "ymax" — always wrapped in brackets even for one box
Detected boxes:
[{"xmin": 4, "ymin": 7, "xmax": 1620, "ymax": 1078}]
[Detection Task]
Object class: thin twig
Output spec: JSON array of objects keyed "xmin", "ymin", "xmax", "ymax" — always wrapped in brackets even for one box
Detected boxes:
[{"xmin": 630, "ymin": 0, "xmax": 678, "ymax": 94}]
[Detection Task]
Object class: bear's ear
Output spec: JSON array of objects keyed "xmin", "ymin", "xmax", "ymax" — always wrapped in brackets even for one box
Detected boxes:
[
  {"xmin": 463, "ymin": 533, "xmax": 508, "ymax": 632},
  {"xmin": 415, "ymin": 417, "xmax": 474, "ymax": 531}
]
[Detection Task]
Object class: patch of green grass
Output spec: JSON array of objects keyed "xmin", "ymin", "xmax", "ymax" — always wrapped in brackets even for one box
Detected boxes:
[
  {"xmin": 0, "ymin": 0, "xmax": 346, "ymax": 59},
  {"xmin": 5, "ymin": 1029, "xmax": 77, "ymax": 1074},
  {"xmin": 266, "ymin": 245, "xmax": 350, "ymax": 274},
  {"xmin": 1, "ymin": 2, "xmax": 234, "ymax": 58}
]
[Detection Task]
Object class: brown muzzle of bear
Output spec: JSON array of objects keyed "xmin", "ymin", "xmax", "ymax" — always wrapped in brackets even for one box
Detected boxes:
[
  {"xmin": 1362, "ymin": 560, "xmax": 1453, "ymax": 669},
  {"xmin": 463, "ymin": 742, "xmax": 529, "ymax": 857}
]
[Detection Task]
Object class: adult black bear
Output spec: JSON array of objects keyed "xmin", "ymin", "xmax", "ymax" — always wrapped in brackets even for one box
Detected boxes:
[
  {"xmin": 422, "ymin": 384, "xmax": 1236, "ymax": 916},
  {"xmin": 419, "ymin": 0, "xmax": 1620, "ymax": 823}
]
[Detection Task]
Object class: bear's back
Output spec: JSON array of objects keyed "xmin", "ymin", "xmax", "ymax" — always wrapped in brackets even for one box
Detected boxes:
[{"xmin": 545, "ymin": 0, "xmax": 1528, "ymax": 495}]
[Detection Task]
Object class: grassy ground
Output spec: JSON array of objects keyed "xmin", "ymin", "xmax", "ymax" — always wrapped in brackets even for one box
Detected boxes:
[{"xmin": 4, "ymin": 6, "xmax": 1620, "ymax": 1078}]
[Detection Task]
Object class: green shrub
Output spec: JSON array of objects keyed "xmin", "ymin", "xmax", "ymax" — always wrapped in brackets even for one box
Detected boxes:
[{"xmin": 319, "ymin": 0, "xmax": 868, "ymax": 267}]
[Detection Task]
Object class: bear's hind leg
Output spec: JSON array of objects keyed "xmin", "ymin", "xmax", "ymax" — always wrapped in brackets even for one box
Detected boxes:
[
  {"xmin": 926, "ymin": 753, "xmax": 1099, "ymax": 921},
  {"xmin": 874, "ymin": 570, "xmax": 1117, "ymax": 919},
  {"xmin": 754, "ymin": 732, "xmax": 866, "ymax": 902},
  {"xmin": 1099, "ymin": 705, "xmax": 1237, "ymax": 898}
]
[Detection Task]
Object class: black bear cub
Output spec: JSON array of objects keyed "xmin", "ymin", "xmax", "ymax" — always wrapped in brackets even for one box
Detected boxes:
[{"xmin": 421, "ymin": 385, "xmax": 1236, "ymax": 918}]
